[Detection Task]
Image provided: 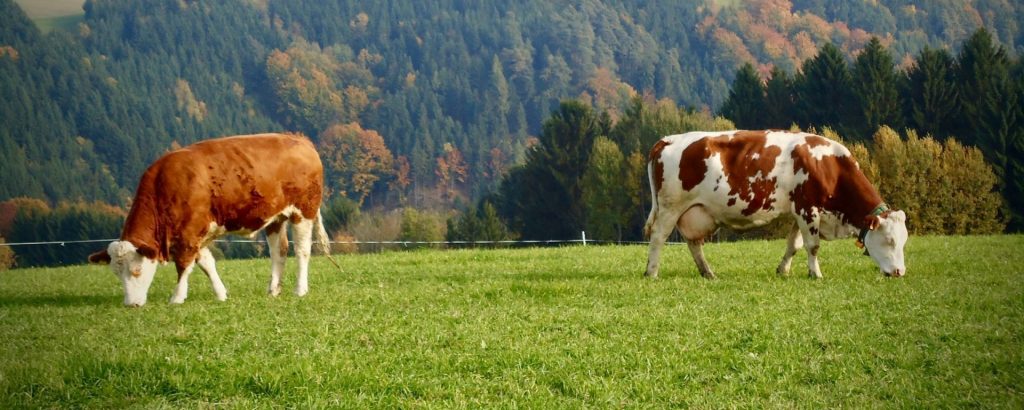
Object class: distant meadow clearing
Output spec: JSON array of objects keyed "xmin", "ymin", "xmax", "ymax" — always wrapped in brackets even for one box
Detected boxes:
[
  {"xmin": 1, "ymin": 235, "xmax": 1022, "ymax": 407},
  {"xmin": 12, "ymin": 0, "xmax": 85, "ymax": 32}
]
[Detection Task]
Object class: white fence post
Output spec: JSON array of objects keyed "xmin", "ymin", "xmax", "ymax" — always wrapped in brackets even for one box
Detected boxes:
[{"xmin": 581, "ymin": 231, "xmax": 587, "ymax": 246}]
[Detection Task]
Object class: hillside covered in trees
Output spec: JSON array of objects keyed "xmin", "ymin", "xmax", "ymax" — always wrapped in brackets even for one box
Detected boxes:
[
  {"xmin": 0, "ymin": 0, "xmax": 1021, "ymax": 265},
  {"xmin": 2, "ymin": 0, "xmax": 1020, "ymax": 204}
]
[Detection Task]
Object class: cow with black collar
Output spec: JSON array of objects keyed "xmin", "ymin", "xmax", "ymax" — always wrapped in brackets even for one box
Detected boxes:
[{"xmin": 644, "ymin": 130, "xmax": 908, "ymax": 279}]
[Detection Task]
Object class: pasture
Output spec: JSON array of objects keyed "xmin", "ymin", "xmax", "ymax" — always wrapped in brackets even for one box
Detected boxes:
[{"xmin": 1, "ymin": 235, "xmax": 1022, "ymax": 407}]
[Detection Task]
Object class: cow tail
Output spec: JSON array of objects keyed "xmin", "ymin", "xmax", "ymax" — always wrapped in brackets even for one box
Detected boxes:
[
  {"xmin": 315, "ymin": 209, "xmax": 342, "ymax": 270},
  {"xmin": 643, "ymin": 160, "xmax": 658, "ymax": 239}
]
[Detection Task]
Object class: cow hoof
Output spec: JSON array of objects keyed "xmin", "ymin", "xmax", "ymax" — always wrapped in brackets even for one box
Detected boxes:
[
  {"xmin": 169, "ymin": 297, "xmax": 186, "ymax": 304},
  {"xmin": 643, "ymin": 272, "xmax": 659, "ymax": 279},
  {"xmin": 269, "ymin": 287, "xmax": 282, "ymax": 297},
  {"xmin": 295, "ymin": 288, "xmax": 308, "ymax": 297},
  {"xmin": 215, "ymin": 294, "xmax": 228, "ymax": 302},
  {"xmin": 699, "ymin": 268, "xmax": 717, "ymax": 280},
  {"xmin": 807, "ymin": 272, "xmax": 823, "ymax": 279}
]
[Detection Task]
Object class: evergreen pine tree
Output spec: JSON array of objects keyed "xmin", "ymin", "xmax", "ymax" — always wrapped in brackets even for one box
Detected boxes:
[
  {"xmin": 851, "ymin": 37, "xmax": 903, "ymax": 140},
  {"xmin": 903, "ymin": 47, "xmax": 959, "ymax": 140},
  {"xmin": 794, "ymin": 43, "xmax": 856, "ymax": 137},
  {"xmin": 955, "ymin": 28, "xmax": 1024, "ymax": 231},
  {"xmin": 718, "ymin": 63, "xmax": 766, "ymax": 129},
  {"xmin": 763, "ymin": 66, "xmax": 795, "ymax": 129},
  {"xmin": 497, "ymin": 100, "xmax": 606, "ymax": 239}
]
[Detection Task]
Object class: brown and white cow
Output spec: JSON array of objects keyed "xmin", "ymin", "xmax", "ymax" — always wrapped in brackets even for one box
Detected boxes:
[
  {"xmin": 644, "ymin": 130, "xmax": 908, "ymax": 279},
  {"xmin": 89, "ymin": 133, "xmax": 337, "ymax": 306}
]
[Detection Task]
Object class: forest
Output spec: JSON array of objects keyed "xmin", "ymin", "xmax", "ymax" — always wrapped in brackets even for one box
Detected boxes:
[{"xmin": 0, "ymin": 0, "xmax": 1021, "ymax": 266}]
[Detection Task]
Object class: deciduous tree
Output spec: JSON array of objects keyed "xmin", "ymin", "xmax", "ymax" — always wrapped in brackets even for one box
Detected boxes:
[
  {"xmin": 319, "ymin": 123, "xmax": 395, "ymax": 207},
  {"xmin": 582, "ymin": 137, "xmax": 630, "ymax": 241}
]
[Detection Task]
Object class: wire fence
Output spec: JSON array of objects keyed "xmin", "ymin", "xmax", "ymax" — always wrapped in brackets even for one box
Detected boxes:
[{"xmin": 0, "ymin": 234, "xmax": 659, "ymax": 249}]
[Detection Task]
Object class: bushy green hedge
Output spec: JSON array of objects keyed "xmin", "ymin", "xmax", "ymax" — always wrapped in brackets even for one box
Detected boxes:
[
  {"xmin": 7, "ymin": 200, "xmax": 124, "ymax": 267},
  {"xmin": 848, "ymin": 127, "xmax": 1005, "ymax": 235}
]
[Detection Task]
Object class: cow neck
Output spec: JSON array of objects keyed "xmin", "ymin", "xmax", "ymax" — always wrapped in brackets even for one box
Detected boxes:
[
  {"xmin": 121, "ymin": 181, "xmax": 165, "ymax": 261},
  {"xmin": 832, "ymin": 165, "xmax": 886, "ymax": 231}
]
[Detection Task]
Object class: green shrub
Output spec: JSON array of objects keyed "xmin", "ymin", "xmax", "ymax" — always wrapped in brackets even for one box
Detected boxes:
[
  {"xmin": 0, "ymin": 236, "xmax": 13, "ymax": 270},
  {"xmin": 399, "ymin": 208, "xmax": 446, "ymax": 249},
  {"xmin": 446, "ymin": 202, "xmax": 515, "ymax": 247},
  {"xmin": 860, "ymin": 126, "xmax": 1005, "ymax": 234}
]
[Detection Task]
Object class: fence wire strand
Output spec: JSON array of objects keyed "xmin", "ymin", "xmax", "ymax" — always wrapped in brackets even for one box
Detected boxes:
[{"xmin": 0, "ymin": 237, "xmax": 658, "ymax": 247}]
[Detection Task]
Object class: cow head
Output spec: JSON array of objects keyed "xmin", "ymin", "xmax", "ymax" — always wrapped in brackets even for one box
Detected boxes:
[
  {"xmin": 88, "ymin": 241, "xmax": 158, "ymax": 307},
  {"xmin": 861, "ymin": 210, "xmax": 909, "ymax": 277}
]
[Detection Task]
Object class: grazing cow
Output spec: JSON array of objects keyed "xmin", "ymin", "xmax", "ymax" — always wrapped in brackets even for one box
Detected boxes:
[
  {"xmin": 644, "ymin": 130, "xmax": 908, "ymax": 279},
  {"xmin": 89, "ymin": 133, "xmax": 337, "ymax": 306}
]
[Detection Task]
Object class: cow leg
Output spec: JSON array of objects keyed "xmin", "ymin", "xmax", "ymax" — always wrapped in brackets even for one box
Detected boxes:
[
  {"xmin": 645, "ymin": 207, "xmax": 683, "ymax": 278},
  {"xmin": 291, "ymin": 218, "xmax": 314, "ymax": 297},
  {"xmin": 196, "ymin": 247, "xmax": 228, "ymax": 301},
  {"xmin": 796, "ymin": 221, "xmax": 823, "ymax": 279},
  {"xmin": 170, "ymin": 258, "xmax": 196, "ymax": 304},
  {"xmin": 266, "ymin": 222, "xmax": 288, "ymax": 297},
  {"xmin": 678, "ymin": 205, "xmax": 718, "ymax": 279},
  {"xmin": 776, "ymin": 224, "xmax": 804, "ymax": 276}
]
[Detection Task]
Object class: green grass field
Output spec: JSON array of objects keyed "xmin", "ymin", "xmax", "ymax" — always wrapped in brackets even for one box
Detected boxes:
[
  {"xmin": 1, "ymin": 235, "xmax": 1022, "ymax": 407},
  {"xmin": 13, "ymin": 0, "xmax": 85, "ymax": 32}
]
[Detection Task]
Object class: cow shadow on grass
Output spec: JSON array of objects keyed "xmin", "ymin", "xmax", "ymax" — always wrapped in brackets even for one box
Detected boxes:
[{"xmin": 0, "ymin": 294, "xmax": 116, "ymax": 307}]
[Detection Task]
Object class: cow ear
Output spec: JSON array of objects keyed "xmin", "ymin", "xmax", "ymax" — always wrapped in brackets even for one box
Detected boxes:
[
  {"xmin": 88, "ymin": 250, "xmax": 111, "ymax": 264},
  {"xmin": 864, "ymin": 215, "xmax": 881, "ymax": 230}
]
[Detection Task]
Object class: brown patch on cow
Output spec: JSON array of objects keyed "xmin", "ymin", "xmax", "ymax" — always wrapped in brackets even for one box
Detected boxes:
[
  {"xmin": 862, "ymin": 210, "xmax": 893, "ymax": 231},
  {"xmin": 864, "ymin": 215, "xmax": 881, "ymax": 230},
  {"xmin": 88, "ymin": 250, "xmax": 111, "ymax": 264},
  {"xmin": 135, "ymin": 245, "xmax": 157, "ymax": 260},
  {"xmin": 727, "ymin": 198, "xmax": 736, "ymax": 207},
  {"xmin": 789, "ymin": 137, "xmax": 884, "ymax": 229},
  {"xmin": 649, "ymin": 139, "xmax": 671, "ymax": 194},
  {"xmin": 265, "ymin": 219, "xmax": 285, "ymax": 236},
  {"xmin": 804, "ymin": 135, "xmax": 831, "ymax": 148},
  {"xmin": 679, "ymin": 138, "xmax": 711, "ymax": 191},
  {"xmin": 279, "ymin": 232, "xmax": 289, "ymax": 258},
  {"xmin": 680, "ymin": 131, "xmax": 781, "ymax": 215}
]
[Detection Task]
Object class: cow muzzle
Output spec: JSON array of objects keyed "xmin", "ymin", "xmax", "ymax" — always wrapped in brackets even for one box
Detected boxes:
[
  {"xmin": 884, "ymin": 268, "xmax": 905, "ymax": 278},
  {"xmin": 123, "ymin": 295, "xmax": 147, "ymax": 307}
]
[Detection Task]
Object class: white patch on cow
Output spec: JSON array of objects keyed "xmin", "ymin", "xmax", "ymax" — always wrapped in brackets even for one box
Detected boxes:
[
  {"xmin": 807, "ymin": 145, "xmax": 834, "ymax": 160},
  {"xmin": 291, "ymin": 218, "xmax": 314, "ymax": 297},
  {"xmin": 764, "ymin": 131, "xmax": 803, "ymax": 150},
  {"xmin": 169, "ymin": 261, "xmax": 195, "ymax": 304},
  {"xmin": 818, "ymin": 212, "xmax": 858, "ymax": 240},
  {"xmin": 196, "ymin": 247, "xmax": 227, "ymax": 301},
  {"xmin": 107, "ymin": 241, "xmax": 158, "ymax": 307}
]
